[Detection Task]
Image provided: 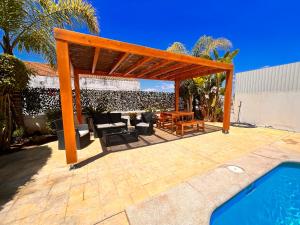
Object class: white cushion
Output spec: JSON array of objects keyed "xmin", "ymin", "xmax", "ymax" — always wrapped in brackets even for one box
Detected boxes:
[
  {"xmin": 113, "ymin": 122, "xmax": 126, "ymax": 127},
  {"xmin": 78, "ymin": 130, "xmax": 89, "ymax": 137},
  {"xmin": 136, "ymin": 122, "xmax": 150, "ymax": 127},
  {"xmin": 96, "ymin": 123, "xmax": 112, "ymax": 129}
]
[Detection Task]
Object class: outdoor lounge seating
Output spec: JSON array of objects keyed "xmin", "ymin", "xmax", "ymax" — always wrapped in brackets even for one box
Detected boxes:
[
  {"xmin": 92, "ymin": 112, "xmax": 128, "ymax": 137},
  {"xmin": 53, "ymin": 119, "xmax": 91, "ymax": 150},
  {"xmin": 135, "ymin": 112, "xmax": 155, "ymax": 135}
]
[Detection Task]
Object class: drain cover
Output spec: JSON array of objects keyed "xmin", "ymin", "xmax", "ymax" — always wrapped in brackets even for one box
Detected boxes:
[{"xmin": 227, "ymin": 165, "xmax": 244, "ymax": 173}]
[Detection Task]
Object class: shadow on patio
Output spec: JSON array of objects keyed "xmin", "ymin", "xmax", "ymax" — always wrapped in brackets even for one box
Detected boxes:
[
  {"xmin": 75, "ymin": 124, "xmax": 221, "ymax": 168},
  {"xmin": 0, "ymin": 146, "xmax": 51, "ymax": 212}
]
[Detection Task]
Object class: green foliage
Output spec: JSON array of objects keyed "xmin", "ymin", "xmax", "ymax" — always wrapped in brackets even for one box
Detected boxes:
[
  {"xmin": 167, "ymin": 36, "xmax": 239, "ymax": 120},
  {"xmin": 192, "ymin": 35, "xmax": 232, "ymax": 58},
  {"xmin": 0, "ymin": 0, "xmax": 99, "ymax": 65},
  {"xmin": 12, "ymin": 127, "xmax": 25, "ymax": 138},
  {"xmin": 145, "ymin": 107, "xmax": 156, "ymax": 112},
  {"xmin": 45, "ymin": 108, "xmax": 62, "ymax": 133},
  {"xmin": 83, "ymin": 104, "xmax": 107, "ymax": 117},
  {"xmin": 0, "ymin": 54, "xmax": 34, "ymax": 93},
  {"xmin": 129, "ymin": 112, "xmax": 137, "ymax": 120},
  {"xmin": 166, "ymin": 42, "xmax": 188, "ymax": 55}
]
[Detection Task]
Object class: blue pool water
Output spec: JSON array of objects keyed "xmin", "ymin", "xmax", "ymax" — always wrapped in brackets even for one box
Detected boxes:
[{"xmin": 210, "ymin": 162, "xmax": 300, "ymax": 225}]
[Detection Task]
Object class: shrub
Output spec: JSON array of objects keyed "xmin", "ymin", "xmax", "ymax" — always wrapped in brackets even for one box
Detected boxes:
[
  {"xmin": 0, "ymin": 54, "xmax": 34, "ymax": 151},
  {"xmin": 0, "ymin": 54, "xmax": 34, "ymax": 93},
  {"xmin": 12, "ymin": 127, "xmax": 25, "ymax": 138},
  {"xmin": 45, "ymin": 109, "xmax": 62, "ymax": 134}
]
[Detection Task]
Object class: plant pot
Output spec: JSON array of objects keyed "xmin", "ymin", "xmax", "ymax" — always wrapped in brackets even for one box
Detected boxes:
[{"xmin": 130, "ymin": 119, "xmax": 137, "ymax": 126}]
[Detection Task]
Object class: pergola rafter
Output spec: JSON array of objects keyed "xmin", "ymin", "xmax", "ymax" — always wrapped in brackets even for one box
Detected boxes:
[{"xmin": 54, "ymin": 28, "xmax": 234, "ymax": 164}]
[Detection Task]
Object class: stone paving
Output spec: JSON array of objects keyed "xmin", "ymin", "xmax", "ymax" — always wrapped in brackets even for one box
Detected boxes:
[{"xmin": 0, "ymin": 124, "xmax": 300, "ymax": 225}]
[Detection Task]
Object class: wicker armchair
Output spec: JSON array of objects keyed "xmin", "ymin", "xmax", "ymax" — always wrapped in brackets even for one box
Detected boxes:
[
  {"xmin": 135, "ymin": 112, "xmax": 155, "ymax": 135},
  {"xmin": 53, "ymin": 119, "xmax": 91, "ymax": 150}
]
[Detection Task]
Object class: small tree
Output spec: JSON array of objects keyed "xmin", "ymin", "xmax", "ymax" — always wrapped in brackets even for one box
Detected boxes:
[{"xmin": 0, "ymin": 54, "xmax": 34, "ymax": 151}]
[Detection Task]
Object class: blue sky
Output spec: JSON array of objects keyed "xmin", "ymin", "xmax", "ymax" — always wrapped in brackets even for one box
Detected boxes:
[{"xmin": 12, "ymin": 0, "xmax": 300, "ymax": 92}]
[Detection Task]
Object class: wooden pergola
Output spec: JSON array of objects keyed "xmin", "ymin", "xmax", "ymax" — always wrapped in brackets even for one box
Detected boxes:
[{"xmin": 54, "ymin": 28, "xmax": 234, "ymax": 164}]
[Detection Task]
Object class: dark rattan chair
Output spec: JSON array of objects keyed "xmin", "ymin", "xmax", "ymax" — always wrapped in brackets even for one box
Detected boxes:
[
  {"xmin": 135, "ymin": 112, "xmax": 155, "ymax": 135},
  {"xmin": 53, "ymin": 119, "xmax": 91, "ymax": 150}
]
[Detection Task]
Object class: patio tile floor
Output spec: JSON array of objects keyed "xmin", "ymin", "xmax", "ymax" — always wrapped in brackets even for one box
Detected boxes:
[{"xmin": 0, "ymin": 123, "xmax": 300, "ymax": 224}]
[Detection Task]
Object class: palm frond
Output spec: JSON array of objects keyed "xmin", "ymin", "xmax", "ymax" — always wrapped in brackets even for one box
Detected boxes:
[
  {"xmin": 191, "ymin": 35, "xmax": 213, "ymax": 57},
  {"xmin": 166, "ymin": 42, "xmax": 188, "ymax": 55},
  {"xmin": 192, "ymin": 35, "xmax": 232, "ymax": 59},
  {"xmin": 1, "ymin": 0, "xmax": 99, "ymax": 65},
  {"xmin": 17, "ymin": 28, "xmax": 56, "ymax": 66}
]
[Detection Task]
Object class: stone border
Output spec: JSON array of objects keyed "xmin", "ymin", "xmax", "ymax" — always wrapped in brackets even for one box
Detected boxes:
[{"xmin": 126, "ymin": 146, "xmax": 300, "ymax": 225}]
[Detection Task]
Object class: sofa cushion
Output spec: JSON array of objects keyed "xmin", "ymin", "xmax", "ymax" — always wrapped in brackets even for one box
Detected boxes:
[
  {"xmin": 109, "ymin": 113, "xmax": 121, "ymax": 123},
  {"xmin": 93, "ymin": 113, "xmax": 109, "ymax": 124},
  {"xmin": 142, "ymin": 112, "xmax": 153, "ymax": 123},
  {"xmin": 96, "ymin": 123, "xmax": 112, "ymax": 129},
  {"xmin": 112, "ymin": 122, "xmax": 126, "ymax": 127},
  {"xmin": 78, "ymin": 130, "xmax": 89, "ymax": 137},
  {"xmin": 136, "ymin": 122, "xmax": 150, "ymax": 127}
]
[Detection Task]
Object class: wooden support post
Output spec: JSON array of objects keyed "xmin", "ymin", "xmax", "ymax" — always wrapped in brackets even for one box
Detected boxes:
[
  {"xmin": 74, "ymin": 69, "xmax": 82, "ymax": 124},
  {"xmin": 223, "ymin": 69, "xmax": 233, "ymax": 134},
  {"xmin": 56, "ymin": 40, "xmax": 78, "ymax": 164},
  {"xmin": 175, "ymin": 79, "xmax": 180, "ymax": 111}
]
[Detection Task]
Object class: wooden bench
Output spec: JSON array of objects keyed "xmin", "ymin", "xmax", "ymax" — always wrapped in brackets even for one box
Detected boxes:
[{"xmin": 176, "ymin": 120, "xmax": 205, "ymax": 136}]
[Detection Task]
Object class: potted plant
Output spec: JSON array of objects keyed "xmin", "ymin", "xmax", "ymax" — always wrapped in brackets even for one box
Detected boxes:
[
  {"xmin": 129, "ymin": 112, "xmax": 137, "ymax": 126},
  {"xmin": 12, "ymin": 127, "xmax": 25, "ymax": 144}
]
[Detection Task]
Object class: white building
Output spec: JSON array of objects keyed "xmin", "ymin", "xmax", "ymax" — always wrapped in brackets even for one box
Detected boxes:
[
  {"xmin": 26, "ymin": 62, "xmax": 140, "ymax": 91},
  {"xmin": 233, "ymin": 62, "xmax": 300, "ymax": 132}
]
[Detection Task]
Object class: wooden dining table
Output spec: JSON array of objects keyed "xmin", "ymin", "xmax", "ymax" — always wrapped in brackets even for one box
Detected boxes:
[{"xmin": 161, "ymin": 111, "xmax": 194, "ymax": 132}]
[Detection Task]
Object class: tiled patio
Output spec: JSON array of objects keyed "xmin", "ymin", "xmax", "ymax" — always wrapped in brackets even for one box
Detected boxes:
[{"xmin": 1, "ymin": 124, "xmax": 300, "ymax": 225}]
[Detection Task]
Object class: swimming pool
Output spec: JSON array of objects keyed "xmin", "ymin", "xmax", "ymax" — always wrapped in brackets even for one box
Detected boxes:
[{"xmin": 210, "ymin": 162, "xmax": 300, "ymax": 225}]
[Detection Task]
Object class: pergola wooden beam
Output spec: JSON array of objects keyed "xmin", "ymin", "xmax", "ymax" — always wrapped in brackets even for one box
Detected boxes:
[
  {"xmin": 109, "ymin": 52, "xmax": 129, "ymax": 74},
  {"xmin": 74, "ymin": 69, "xmax": 82, "ymax": 124},
  {"xmin": 54, "ymin": 28, "xmax": 233, "ymax": 70},
  {"xmin": 175, "ymin": 68, "xmax": 227, "ymax": 81},
  {"xmin": 159, "ymin": 65, "xmax": 203, "ymax": 79},
  {"xmin": 160, "ymin": 65, "xmax": 206, "ymax": 80},
  {"xmin": 123, "ymin": 57, "xmax": 153, "ymax": 76},
  {"xmin": 92, "ymin": 47, "xmax": 100, "ymax": 73},
  {"xmin": 56, "ymin": 40, "xmax": 77, "ymax": 164},
  {"xmin": 137, "ymin": 60, "xmax": 170, "ymax": 78},
  {"xmin": 223, "ymin": 69, "xmax": 233, "ymax": 133},
  {"xmin": 76, "ymin": 69, "xmax": 172, "ymax": 81},
  {"xmin": 175, "ymin": 79, "xmax": 180, "ymax": 111},
  {"xmin": 148, "ymin": 63, "xmax": 188, "ymax": 79}
]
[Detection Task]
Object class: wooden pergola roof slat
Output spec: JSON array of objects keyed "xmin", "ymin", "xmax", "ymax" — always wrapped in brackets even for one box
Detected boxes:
[
  {"xmin": 123, "ymin": 56, "xmax": 153, "ymax": 76},
  {"xmin": 148, "ymin": 63, "xmax": 188, "ymax": 79},
  {"xmin": 160, "ymin": 65, "xmax": 204, "ymax": 79},
  {"xmin": 137, "ymin": 60, "xmax": 171, "ymax": 78},
  {"xmin": 109, "ymin": 52, "xmax": 129, "ymax": 74},
  {"xmin": 92, "ymin": 47, "xmax": 100, "ymax": 73}
]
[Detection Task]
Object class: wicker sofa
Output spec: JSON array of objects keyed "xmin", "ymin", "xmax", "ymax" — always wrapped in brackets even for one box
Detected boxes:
[
  {"xmin": 53, "ymin": 119, "xmax": 91, "ymax": 150},
  {"xmin": 92, "ymin": 112, "xmax": 128, "ymax": 138}
]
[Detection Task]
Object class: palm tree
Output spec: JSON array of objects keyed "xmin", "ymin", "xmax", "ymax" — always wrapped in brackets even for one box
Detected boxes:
[
  {"xmin": 0, "ymin": 0, "xmax": 99, "ymax": 65},
  {"xmin": 209, "ymin": 49, "xmax": 239, "ymax": 121},
  {"xmin": 191, "ymin": 35, "xmax": 232, "ymax": 59},
  {"xmin": 167, "ymin": 36, "xmax": 238, "ymax": 118}
]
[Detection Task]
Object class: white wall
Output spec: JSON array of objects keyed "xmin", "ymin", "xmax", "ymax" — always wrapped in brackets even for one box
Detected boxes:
[
  {"xmin": 233, "ymin": 62, "xmax": 300, "ymax": 132},
  {"xmin": 29, "ymin": 75, "xmax": 140, "ymax": 91}
]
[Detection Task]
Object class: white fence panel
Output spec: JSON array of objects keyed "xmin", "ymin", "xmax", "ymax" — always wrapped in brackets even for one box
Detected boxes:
[{"xmin": 233, "ymin": 62, "xmax": 300, "ymax": 132}]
